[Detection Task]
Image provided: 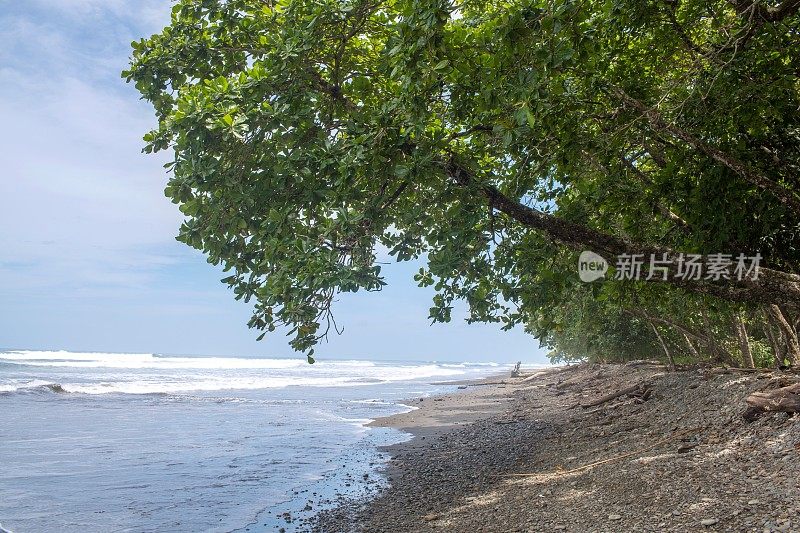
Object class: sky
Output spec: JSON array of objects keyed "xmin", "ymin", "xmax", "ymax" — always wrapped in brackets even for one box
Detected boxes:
[{"xmin": 0, "ymin": 0, "xmax": 548, "ymax": 363}]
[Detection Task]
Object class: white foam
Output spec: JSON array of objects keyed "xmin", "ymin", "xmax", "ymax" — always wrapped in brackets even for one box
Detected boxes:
[
  {"xmin": 0, "ymin": 350, "xmax": 307, "ymax": 369},
  {"xmin": 0, "ymin": 380, "xmax": 56, "ymax": 392},
  {"xmin": 59, "ymin": 376, "xmax": 353, "ymax": 395},
  {"xmin": 0, "ymin": 350, "xmax": 509, "ymax": 395}
]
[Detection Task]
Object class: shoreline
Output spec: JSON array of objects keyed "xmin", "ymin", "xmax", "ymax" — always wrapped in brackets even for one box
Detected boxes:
[
  {"xmin": 313, "ymin": 363, "xmax": 800, "ymax": 532},
  {"xmin": 246, "ymin": 372, "xmax": 516, "ymax": 533}
]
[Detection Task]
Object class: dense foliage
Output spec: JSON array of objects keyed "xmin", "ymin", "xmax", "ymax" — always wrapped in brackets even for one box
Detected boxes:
[{"xmin": 126, "ymin": 0, "xmax": 800, "ymax": 365}]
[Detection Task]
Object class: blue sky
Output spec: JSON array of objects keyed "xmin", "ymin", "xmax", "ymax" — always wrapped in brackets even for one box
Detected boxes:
[{"xmin": 0, "ymin": 1, "xmax": 548, "ymax": 363}]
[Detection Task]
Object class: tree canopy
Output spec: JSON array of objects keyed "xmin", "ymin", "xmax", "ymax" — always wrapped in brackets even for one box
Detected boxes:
[{"xmin": 125, "ymin": 0, "xmax": 800, "ymax": 364}]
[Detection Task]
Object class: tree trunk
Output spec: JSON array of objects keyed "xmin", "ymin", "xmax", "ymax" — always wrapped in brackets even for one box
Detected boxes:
[
  {"xmin": 764, "ymin": 313, "xmax": 786, "ymax": 368},
  {"xmin": 683, "ymin": 333, "xmax": 701, "ymax": 360},
  {"xmin": 650, "ymin": 320, "xmax": 676, "ymax": 371},
  {"xmin": 626, "ymin": 308, "xmax": 736, "ymax": 364},
  {"xmin": 769, "ymin": 305, "xmax": 800, "ymax": 366},
  {"xmin": 734, "ymin": 313, "xmax": 755, "ymax": 368},
  {"xmin": 628, "ymin": 309, "xmax": 704, "ymax": 341}
]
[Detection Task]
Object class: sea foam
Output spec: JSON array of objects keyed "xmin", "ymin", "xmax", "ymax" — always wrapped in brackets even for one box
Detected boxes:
[{"xmin": 0, "ymin": 350, "xmax": 506, "ymax": 395}]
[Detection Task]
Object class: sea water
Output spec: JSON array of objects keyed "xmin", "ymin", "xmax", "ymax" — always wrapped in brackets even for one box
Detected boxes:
[{"xmin": 0, "ymin": 350, "xmax": 506, "ymax": 532}]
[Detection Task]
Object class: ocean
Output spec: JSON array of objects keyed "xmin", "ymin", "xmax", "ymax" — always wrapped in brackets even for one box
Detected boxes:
[{"xmin": 0, "ymin": 350, "xmax": 509, "ymax": 533}]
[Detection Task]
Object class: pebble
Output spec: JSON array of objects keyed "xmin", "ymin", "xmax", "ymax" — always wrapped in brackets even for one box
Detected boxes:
[{"xmin": 312, "ymin": 366, "xmax": 800, "ymax": 533}]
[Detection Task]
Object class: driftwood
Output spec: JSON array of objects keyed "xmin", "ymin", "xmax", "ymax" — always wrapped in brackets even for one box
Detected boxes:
[
  {"xmin": 742, "ymin": 382, "xmax": 800, "ymax": 421},
  {"xmin": 580, "ymin": 382, "xmax": 651, "ymax": 408}
]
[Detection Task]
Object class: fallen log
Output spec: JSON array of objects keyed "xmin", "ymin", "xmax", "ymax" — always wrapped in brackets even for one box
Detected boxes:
[
  {"xmin": 580, "ymin": 382, "xmax": 650, "ymax": 408},
  {"xmin": 742, "ymin": 383, "xmax": 800, "ymax": 421}
]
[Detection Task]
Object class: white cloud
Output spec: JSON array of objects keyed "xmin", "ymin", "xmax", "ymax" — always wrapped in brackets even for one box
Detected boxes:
[
  {"xmin": 26, "ymin": 0, "xmax": 170, "ymax": 29},
  {"xmin": 0, "ymin": 1, "xmax": 178, "ymax": 295},
  {"xmin": 0, "ymin": 1, "xmax": 549, "ymax": 361}
]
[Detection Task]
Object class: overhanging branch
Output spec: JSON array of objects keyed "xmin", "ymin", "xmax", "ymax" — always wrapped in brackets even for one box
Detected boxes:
[
  {"xmin": 444, "ymin": 155, "xmax": 800, "ymax": 309},
  {"xmin": 614, "ymin": 89, "xmax": 800, "ymax": 217}
]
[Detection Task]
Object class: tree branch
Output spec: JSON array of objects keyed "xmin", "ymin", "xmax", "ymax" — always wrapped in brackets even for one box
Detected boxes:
[
  {"xmin": 730, "ymin": 0, "xmax": 800, "ymax": 22},
  {"xmin": 614, "ymin": 89, "xmax": 800, "ymax": 217},
  {"xmin": 618, "ymin": 155, "xmax": 693, "ymax": 232},
  {"xmin": 444, "ymin": 155, "xmax": 800, "ymax": 309}
]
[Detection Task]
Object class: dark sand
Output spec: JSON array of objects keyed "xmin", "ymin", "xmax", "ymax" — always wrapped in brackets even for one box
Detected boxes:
[{"xmin": 313, "ymin": 364, "xmax": 800, "ymax": 532}]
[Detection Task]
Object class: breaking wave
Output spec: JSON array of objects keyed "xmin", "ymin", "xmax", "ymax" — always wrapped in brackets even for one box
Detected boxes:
[
  {"xmin": 0, "ymin": 350, "xmax": 510, "ymax": 396},
  {"xmin": 0, "ymin": 381, "xmax": 67, "ymax": 395}
]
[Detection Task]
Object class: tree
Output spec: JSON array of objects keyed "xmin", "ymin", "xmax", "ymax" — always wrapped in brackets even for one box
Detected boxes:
[{"xmin": 125, "ymin": 0, "xmax": 800, "ymax": 359}]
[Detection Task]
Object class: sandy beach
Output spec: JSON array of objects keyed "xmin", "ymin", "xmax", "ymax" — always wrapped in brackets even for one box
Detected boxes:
[{"xmin": 313, "ymin": 364, "xmax": 800, "ymax": 532}]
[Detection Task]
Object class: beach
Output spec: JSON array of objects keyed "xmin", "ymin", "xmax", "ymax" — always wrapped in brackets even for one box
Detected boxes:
[{"xmin": 314, "ymin": 364, "xmax": 800, "ymax": 532}]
